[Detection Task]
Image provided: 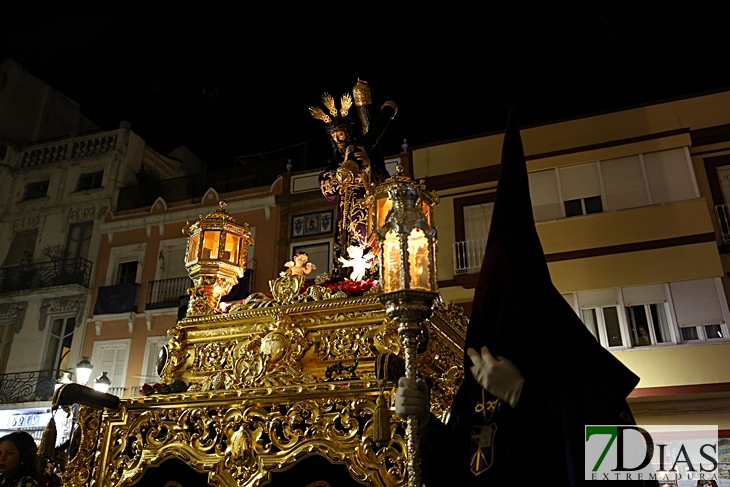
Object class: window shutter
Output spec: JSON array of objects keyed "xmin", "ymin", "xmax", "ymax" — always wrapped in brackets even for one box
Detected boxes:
[
  {"xmin": 622, "ymin": 284, "xmax": 667, "ymax": 306},
  {"xmin": 577, "ymin": 289, "xmax": 619, "ymax": 309},
  {"xmin": 600, "ymin": 155, "xmax": 649, "ymax": 211},
  {"xmin": 669, "ymin": 278, "xmax": 725, "ymax": 327},
  {"xmin": 463, "ymin": 203, "xmax": 493, "ymax": 241},
  {"xmin": 643, "ymin": 148, "xmax": 696, "ymax": 204},
  {"xmin": 558, "ymin": 163, "xmax": 601, "ymax": 201},
  {"xmin": 528, "ymin": 170, "xmax": 563, "ymax": 222}
]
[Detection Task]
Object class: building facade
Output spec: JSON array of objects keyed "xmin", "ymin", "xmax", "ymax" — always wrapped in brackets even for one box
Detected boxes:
[
  {"xmin": 411, "ymin": 90, "xmax": 730, "ymax": 431},
  {"xmin": 0, "ymin": 60, "xmax": 196, "ymax": 438}
]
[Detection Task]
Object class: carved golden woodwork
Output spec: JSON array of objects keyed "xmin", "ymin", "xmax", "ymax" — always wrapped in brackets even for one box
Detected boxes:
[{"xmin": 65, "ymin": 276, "xmax": 467, "ymax": 487}]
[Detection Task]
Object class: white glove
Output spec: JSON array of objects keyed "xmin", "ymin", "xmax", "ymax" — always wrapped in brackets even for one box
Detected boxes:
[
  {"xmin": 395, "ymin": 377, "xmax": 430, "ymax": 428},
  {"xmin": 467, "ymin": 346, "xmax": 525, "ymax": 408}
]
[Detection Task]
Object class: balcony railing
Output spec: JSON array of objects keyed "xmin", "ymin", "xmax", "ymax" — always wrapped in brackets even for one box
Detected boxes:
[
  {"xmin": 0, "ymin": 370, "xmax": 70, "ymax": 404},
  {"xmin": 146, "ymin": 277, "xmax": 191, "ymax": 310},
  {"xmin": 18, "ymin": 130, "xmax": 122, "ymax": 168},
  {"xmin": 715, "ymin": 204, "xmax": 730, "ymax": 243},
  {"xmin": 452, "ymin": 238, "xmax": 487, "ymax": 276},
  {"xmin": 0, "ymin": 258, "xmax": 92, "ymax": 294}
]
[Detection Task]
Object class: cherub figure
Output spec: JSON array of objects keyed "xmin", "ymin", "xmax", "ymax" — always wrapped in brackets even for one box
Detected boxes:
[
  {"xmin": 338, "ymin": 245, "xmax": 373, "ymax": 282},
  {"xmin": 281, "ymin": 251, "xmax": 317, "ymax": 277}
]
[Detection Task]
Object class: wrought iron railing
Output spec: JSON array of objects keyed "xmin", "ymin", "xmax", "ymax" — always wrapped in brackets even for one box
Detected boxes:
[
  {"xmin": 715, "ymin": 204, "xmax": 730, "ymax": 243},
  {"xmin": 0, "ymin": 370, "xmax": 70, "ymax": 404},
  {"xmin": 0, "ymin": 258, "xmax": 92, "ymax": 294},
  {"xmin": 146, "ymin": 277, "xmax": 191, "ymax": 310},
  {"xmin": 452, "ymin": 238, "xmax": 487, "ymax": 276}
]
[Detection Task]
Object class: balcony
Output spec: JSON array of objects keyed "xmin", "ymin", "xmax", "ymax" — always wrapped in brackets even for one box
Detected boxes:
[
  {"xmin": 0, "ymin": 258, "xmax": 92, "ymax": 295},
  {"xmin": 715, "ymin": 204, "xmax": 730, "ymax": 243},
  {"xmin": 93, "ymin": 283, "xmax": 140, "ymax": 315},
  {"xmin": 0, "ymin": 370, "xmax": 70, "ymax": 404},
  {"xmin": 146, "ymin": 277, "xmax": 190, "ymax": 310},
  {"xmin": 452, "ymin": 238, "xmax": 487, "ymax": 276}
]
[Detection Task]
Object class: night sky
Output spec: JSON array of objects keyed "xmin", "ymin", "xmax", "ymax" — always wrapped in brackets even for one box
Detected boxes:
[{"xmin": 3, "ymin": 3, "xmax": 730, "ymax": 171}]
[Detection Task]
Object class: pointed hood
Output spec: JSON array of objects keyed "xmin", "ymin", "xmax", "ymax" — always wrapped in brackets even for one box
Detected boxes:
[{"xmin": 453, "ymin": 108, "xmax": 638, "ymax": 412}]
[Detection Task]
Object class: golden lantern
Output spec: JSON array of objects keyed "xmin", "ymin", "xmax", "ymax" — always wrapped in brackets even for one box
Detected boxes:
[
  {"xmin": 367, "ymin": 164, "xmax": 437, "ymax": 254},
  {"xmin": 371, "ymin": 167, "xmax": 439, "ymax": 487},
  {"xmin": 183, "ymin": 201, "xmax": 254, "ymax": 313}
]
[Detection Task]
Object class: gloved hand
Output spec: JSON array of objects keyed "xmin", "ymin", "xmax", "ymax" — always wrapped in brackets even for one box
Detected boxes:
[
  {"xmin": 395, "ymin": 377, "xmax": 431, "ymax": 428},
  {"xmin": 467, "ymin": 346, "xmax": 525, "ymax": 408}
]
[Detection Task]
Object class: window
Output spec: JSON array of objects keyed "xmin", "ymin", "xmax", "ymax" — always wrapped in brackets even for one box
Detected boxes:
[
  {"xmin": 90, "ymin": 339, "xmax": 131, "ymax": 392},
  {"xmin": 577, "ymin": 289, "xmax": 624, "ymax": 348},
  {"xmin": 600, "ymin": 155, "xmax": 650, "ymax": 211},
  {"xmin": 117, "ymin": 261, "xmax": 138, "ymax": 285},
  {"xmin": 43, "ymin": 316, "xmax": 75, "ymax": 376},
  {"xmin": 0, "ymin": 322, "xmax": 14, "ymax": 374},
  {"xmin": 77, "ymin": 170, "xmax": 104, "ymax": 191},
  {"xmin": 2, "ymin": 230, "xmax": 37, "ymax": 267},
  {"xmin": 452, "ymin": 193, "xmax": 496, "ymax": 275},
  {"xmin": 65, "ymin": 222, "xmax": 93, "ymax": 260},
  {"xmin": 669, "ymin": 278, "xmax": 727, "ymax": 342},
  {"xmin": 140, "ymin": 336, "xmax": 168, "ymax": 385},
  {"xmin": 527, "ymin": 148, "xmax": 697, "ymax": 222},
  {"xmin": 529, "ymin": 170, "xmax": 563, "ymax": 222},
  {"xmin": 558, "ymin": 163, "xmax": 603, "ymax": 217},
  {"xmin": 643, "ymin": 149, "xmax": 696, "ymax": 204},
  {"xmin": 576, "ymin": 279, "xmax": 728, "ymax": 352},
  {"xmin": 622, "ymin": 284, "xmax": 673, "ymax": 347},
  {"xmin": 23, "ymin": 180, "xmax": 49, "ymax": 200}
]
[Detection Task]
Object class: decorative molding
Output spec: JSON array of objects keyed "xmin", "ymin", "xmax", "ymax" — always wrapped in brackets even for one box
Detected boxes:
[
  {"xmin": 12, "ymin": 216, "xmax": 41, "ymax": 232},
  {"xmin": 102, "ymin": 195, "xmax": 277, "ymax": 233},
  {"xmin": 0, "ymin": 301, "xmax": 28, "ymax": 333},
  {"xmin": 202, "ymin": 188, "xmax": 219, "ymax": 205},
  {"xmin": 89, "ymin": 312, "xmax": 137, "ymax": 333},
  {"xmin": 39, "ymin": 295, "xmax": 87, "ymax": 331},
  {"xmin": 68, "ymin": 205, "xmax": 97, "ymax": 223}
]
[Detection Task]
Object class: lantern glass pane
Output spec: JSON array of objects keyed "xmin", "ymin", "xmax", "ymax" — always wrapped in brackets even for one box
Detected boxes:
[
  {"xmin": 421, "ymin": 200, "xmax": 432, "ymax": 226},
  {"xmin": 224, "ymin": 233, "xmax": 241, "ymax": 264},
  {"xmin": 187, "ymin": 234, "xmax": 199, "ymax": 263},
  {"xmin": 201, "ymin": 231, "xmax": 220, "ymax": 260},
  {"xmin": 382, "ymin": 230, "xmax": 403, "ymax": 293},
  {"xmin": 377, "ymin": 197, "xmax": 394, "ymax": 230},
  {"xmin": 407, "ymin": 228, "xmax": 431, "ymax": 291}
]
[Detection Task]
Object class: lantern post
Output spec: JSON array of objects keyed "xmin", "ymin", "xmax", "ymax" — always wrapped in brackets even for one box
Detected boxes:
[{"xmin": 372, "ymin": 165, "xmax": 439, "ymax": 487}]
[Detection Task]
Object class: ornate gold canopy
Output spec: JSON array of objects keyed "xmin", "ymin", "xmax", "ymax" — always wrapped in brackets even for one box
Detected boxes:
[{"xmin": 62, "ymin": 276, "xmax": 467, "ymax": 487}]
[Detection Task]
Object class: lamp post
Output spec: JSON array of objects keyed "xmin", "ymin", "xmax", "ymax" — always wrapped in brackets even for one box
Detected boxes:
[
  {"xmin": 75, "ymin": 357, "xmax": 93, "ymax": 386},
  {"xmin": 93, "ymin": 372, "xmax": 111, "ymax": 393},
  {"xmin": 183, "ymin": 200, "xmax": 254, "ymax": 315},
  {"xmin": 55, "ymin": 372, "xmax": 73, "ymax": 391},
  {"xmin": 372, "ymin": 165, "xmax": 439, "ymax": 487}
]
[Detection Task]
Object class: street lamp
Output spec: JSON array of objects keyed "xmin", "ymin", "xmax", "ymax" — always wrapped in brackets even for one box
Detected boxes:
[
  {"xmin": 183, "ymin": 200, "xmax": 254, "ymax": 315},
  {"xmin": 93, "ymin": 372, "xmax": 111, "ymax": 393},
  {"xmin": 372, "ymin": 165, "xmax": 439, "ymax": 487},
  {"xmin": 75, "ymin": 357, "xmax": 93, "ymax": 386},
  {"xmin": 55, "ymin": 372, "xmax": 73, "ymax": 391}
]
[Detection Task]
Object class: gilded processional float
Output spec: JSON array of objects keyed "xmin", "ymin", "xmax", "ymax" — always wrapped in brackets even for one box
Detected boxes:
[{"xmin": 58, "ymin": 81, "xmax": 468, "ymax": 487}]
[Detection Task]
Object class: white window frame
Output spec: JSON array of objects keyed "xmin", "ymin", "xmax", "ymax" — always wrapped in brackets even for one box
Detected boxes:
[
  {"xmin": 154, "ymin": 237, "xmax": 188, "ymax": 281},
  {"xmin": 105, "ymin": 243, "xmax": 146, "ymax": 286},
  {"xmin": 577, "ymin": 289, "xmax": 629, "ymax": 350},
  {"xmin": 90, "ymin": 338, "xmax": 131, "ymax": 390},
  {"xmin": 667, "ymin": 277, "xmax": 730, "ymax": 344},
  {"xmin": 42, "ymin": 313, "xmax": 78, "ymax": 379},
  {"xmin": 140, "ymin": 336, "xmax": 168, "ymax": 386}
]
